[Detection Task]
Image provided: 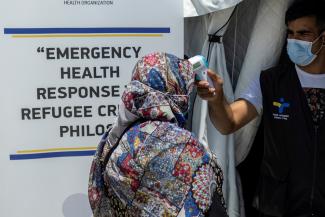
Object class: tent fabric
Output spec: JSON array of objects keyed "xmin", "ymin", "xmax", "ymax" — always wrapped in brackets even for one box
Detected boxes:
[
  {"xmin": 232, "ymin": 0, "xmax": 294, "ymax": 165},
  {"xmin": 184, "ymin": 0, "xmax": 295, "ymax": 216},
  {"xmin": 184, "ymin": 0, "xmax": 242, "ymax": 17},
  {"xmin": 223, "ymin": 0, "xmax": 261, "ymax": 90},
  {"xmin": 185, "ymin": 6, "xmax": 243, "ymax": 217}
]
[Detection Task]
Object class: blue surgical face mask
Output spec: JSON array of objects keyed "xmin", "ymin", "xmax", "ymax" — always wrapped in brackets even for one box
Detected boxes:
[{"xmin": 287, "ymin": 35, "xmax": 323, "ymax": 66}]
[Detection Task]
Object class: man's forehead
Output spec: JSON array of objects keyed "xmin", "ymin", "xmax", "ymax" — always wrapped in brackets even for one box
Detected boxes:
[{"xmin": 287, "ymin": 16, "xmax": 318, "ymax": 30}]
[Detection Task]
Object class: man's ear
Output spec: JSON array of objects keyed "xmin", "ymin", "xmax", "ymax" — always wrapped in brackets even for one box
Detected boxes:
[{"xmin": 321, "ymin": 32, "xmax": 325, "ymax": 46}]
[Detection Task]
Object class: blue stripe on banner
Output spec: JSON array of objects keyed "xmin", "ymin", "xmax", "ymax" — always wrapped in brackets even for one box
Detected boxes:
[
  {"xmin": 9, "ymin": 150, "xmax": 96, "ymax": 160},
  {"xmin": 4, "ymin": 27, "xmax": 170, "ymax": 34}
]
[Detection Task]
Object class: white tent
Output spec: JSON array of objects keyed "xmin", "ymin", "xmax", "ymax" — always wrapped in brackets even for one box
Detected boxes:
[{"xmin": 184, "ymin": 0, "xmax": 293, "ymax": 216}]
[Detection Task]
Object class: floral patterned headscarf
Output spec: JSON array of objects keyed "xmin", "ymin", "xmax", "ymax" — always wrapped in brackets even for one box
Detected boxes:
[
  {"xmin": 122, "ymin": 52, "xmax": 194, "ymax": 127},
  {"xmin": 88, "ymin": 52, "xmax": 227, "ymax": 217}
]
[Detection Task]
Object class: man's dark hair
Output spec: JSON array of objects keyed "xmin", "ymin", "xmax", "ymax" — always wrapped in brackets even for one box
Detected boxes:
[{"xmin": 285, "ymin": 0, "xmax": 325, "ymax": 32}]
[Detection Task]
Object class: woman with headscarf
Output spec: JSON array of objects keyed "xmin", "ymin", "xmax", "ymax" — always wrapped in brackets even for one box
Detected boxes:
[{"xmin": 88, "ymin": 52, "xmax": 227, "ymax": 217}]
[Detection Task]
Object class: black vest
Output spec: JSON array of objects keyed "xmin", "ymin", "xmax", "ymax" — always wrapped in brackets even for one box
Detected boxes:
[{"xmin": 255, "ymin": 63, "xmax": 325, "ymax": 217}]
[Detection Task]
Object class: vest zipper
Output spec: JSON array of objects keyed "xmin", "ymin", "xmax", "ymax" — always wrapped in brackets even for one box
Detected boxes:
[{"xmin": 310, "ymin": 125, "xmax": 318, "ymax": 215}]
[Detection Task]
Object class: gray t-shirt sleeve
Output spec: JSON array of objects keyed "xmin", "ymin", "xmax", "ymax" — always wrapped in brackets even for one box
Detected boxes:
[{"xmin": 237, "ymin": 77, "xmax": 263, "ymax": 114}]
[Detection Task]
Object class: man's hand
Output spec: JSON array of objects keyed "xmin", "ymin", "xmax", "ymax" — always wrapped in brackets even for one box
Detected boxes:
[
  {"xmin": 195, "ymin": 69, "xmax": 224, "ymax": 104},
  {"xmin": 194, "ymin": 69, "xmax": 258, "ymax": 135}
]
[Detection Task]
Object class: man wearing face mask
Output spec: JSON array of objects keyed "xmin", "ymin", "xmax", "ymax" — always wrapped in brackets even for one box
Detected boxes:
[{"xmin": 196, "ymin": 0, "xmax": 325, "ymax": 216}]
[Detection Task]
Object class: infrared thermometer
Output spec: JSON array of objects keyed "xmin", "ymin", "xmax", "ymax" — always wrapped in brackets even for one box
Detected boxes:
[{"xmin": 188, "ymin": 55, "xmax": 214, "ymax": 87}]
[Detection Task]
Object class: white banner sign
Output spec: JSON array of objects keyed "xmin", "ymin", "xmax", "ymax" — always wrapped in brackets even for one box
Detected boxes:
[{"xmin": 0, "ymin": 1, "xmax": 183, "ymax": 216}]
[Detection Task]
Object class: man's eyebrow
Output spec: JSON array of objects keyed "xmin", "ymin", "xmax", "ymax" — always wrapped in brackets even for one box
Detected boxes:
[
  {"xmin": 296, "ymin": 30, "xmax": 313, "ymax": 34},
  {"xmin": 286, "ymin": 29, "xmax": 313, "ymax": 34},
  {"xmin": 286, "ymin": 29, "xmax": 294, "ymax": 34}
]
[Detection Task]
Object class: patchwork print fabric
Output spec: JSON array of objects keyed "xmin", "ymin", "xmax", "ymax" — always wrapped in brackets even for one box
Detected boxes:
[
  {"xmin": 303, "ymin": 88, "xmax": 325, "ymax": 126},
  {"xmin": 88, "ymin": 52, "xmax": 227, "ymax": 217},
  {"xmin": 123, "ymin": 52, "xmax": 193, "ymax": 127}
]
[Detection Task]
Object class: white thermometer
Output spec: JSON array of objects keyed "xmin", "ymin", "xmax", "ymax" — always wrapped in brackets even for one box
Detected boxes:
[{"xmin": 189, "ymin": 55, "xmax": 214, "ymax": 87}]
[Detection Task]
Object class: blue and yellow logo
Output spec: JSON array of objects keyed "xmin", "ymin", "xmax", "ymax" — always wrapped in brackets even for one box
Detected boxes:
[{"xmin": 273, "ymin": 98, "xmax": 290, "ymax": 114}]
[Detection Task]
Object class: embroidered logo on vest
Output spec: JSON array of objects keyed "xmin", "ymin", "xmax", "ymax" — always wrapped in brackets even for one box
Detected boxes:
[{"xmin": 273, "ymin": 98, "xmax": 290, "ymax": 120}]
